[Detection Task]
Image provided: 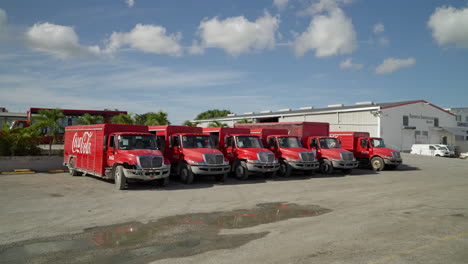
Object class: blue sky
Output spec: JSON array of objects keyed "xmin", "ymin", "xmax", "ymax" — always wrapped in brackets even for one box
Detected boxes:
[{"xmin": 0, "ymin": 0, "xmax": 467, "ymax": 124}]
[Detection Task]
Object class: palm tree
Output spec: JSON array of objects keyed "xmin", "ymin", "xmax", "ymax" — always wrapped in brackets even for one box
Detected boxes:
[
  {"xmin": 143, "ymin": 111, "xmax": 171, "ymax": 125},
  {"xmin": 208, "ymin": 120, "xmax": 228, "ymax": 127},
  {"xmin": 77, "ymin": 113, "xmax": 104, "ymax": 125},
  {"xmin": 0, "ymin": 125, "xmax": 41, "ymax": 156},
  {"xmin": 31, "ymin": 109, "xmax": 65, "ymax": 155},
  {"xmin": 182, "ymin": 120, "xmax": 199, "ymax": 127},
  {"xmin": 237, "ymin": 118, "xmax": 253, "ymax": 123},
  {"xmin": 111, "ymin": 113, "xmax": 134, "ymax": 124},
  {"xmin": 194, "ymin": 109, "xmax": 232, "ymax": 120}
]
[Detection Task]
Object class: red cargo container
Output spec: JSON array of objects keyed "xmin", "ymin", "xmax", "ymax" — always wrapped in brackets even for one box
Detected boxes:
[
  {"xmin": 250, "ymin": 128, "xmax": 319, "ymax": 177},
  {"xmin": 329, "ymin": 131, "xmax": 402, "ymax": 171},
  {"xmin": 148, "ymin": 125, "xmax": 230, "ymax": 184},
  {"xmin": 63, "ymin": 124, "xmax": 170, "ymax": 190},
  {"xmin": 235, "ymin": 122, "xmax": 358, "ymax": 174}
]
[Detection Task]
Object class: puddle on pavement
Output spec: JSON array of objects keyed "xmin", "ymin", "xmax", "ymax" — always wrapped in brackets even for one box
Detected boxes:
[{"xmin": 0, "ymin": 202, "xmax": 331, "ymax": 263}]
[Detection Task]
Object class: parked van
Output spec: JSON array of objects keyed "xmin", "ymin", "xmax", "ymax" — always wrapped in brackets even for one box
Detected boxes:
[
  {"xmin": 436, "ymin": 145, "xmax": 455, "ymax": 157},
  {"xmin": 410, "ymin": 144, "xmax": 450, "ymax": 157}
]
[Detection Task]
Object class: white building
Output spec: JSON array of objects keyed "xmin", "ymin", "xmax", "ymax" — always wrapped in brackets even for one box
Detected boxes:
[
  {"xmin": 195, "ymin": 100, "xmax": 465, "ymax": 152},
  {"xmin": 446, "ymin": 107, "xmax": 468, "ymax": 153}
]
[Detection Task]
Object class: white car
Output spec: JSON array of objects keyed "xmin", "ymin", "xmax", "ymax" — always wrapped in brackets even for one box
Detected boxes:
[{"xmin": 410, "ymin": 144, "xmax": 450, "ymax": 157}]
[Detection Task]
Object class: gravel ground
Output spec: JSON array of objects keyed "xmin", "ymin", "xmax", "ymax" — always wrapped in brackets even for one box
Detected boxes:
[{"xmin": 0, "ymin": 153, "xmax": 467, "ymax": 263}]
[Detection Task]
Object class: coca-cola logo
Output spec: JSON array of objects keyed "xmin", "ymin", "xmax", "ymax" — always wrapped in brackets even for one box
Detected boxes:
[{"xmin": 72, "ymin": 132, "xmax": 93, "ymax": 154}]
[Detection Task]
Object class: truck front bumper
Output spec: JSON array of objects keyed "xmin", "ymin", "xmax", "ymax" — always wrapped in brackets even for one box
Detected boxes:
[
  {"xmin": 246, "ymin": 162, "xmax": 280, "ymax": 172},
  {"xmin": 383, "ymin": 158, "xmax": 402, "ymax": 166},
  {"xmin": 289, "ymin": 161, "xmax": 320, "ymax": 170},
  {"xmin": 191, "ymin": 165, "xmax": 230, "ymax": 175},
  {"xmin": 332, "ymin": 160, "xmax": 359, "ymax": 169},
  {"xmin": 123, "ymin": 165, "xmax": 171, "ymax": 180}
]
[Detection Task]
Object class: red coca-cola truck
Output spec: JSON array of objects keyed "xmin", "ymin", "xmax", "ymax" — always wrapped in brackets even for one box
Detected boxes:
[
  {"xmin": 63, "ymin": 124, "xmax": 170, "ymax": 190},
  {"xmin": 329, "ymin": 131, "xmax": 402, "ymax": 171},
  {"xmin": 148, "ymin": 125, "xmax": 230, "ymax": 184},
  {"xmin": 235, "ymin": 122, "xmax": 358, "ymax": 174},
  {"xmin": 203, "ymin": 127, "xmax": 280, "ymax": 180},
  {"xmin": 249, "ymin": 128, "xmax": 319, "ymax": 177}
]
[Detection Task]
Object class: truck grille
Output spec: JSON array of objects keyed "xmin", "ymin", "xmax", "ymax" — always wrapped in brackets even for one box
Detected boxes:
[
  {"xmin": 138, "ymin": 155, "xmax": 163, "ymax": 168},
  {"xmin": 203, "ymin": 153, "xmax": 224, "ymax": 165},
  {"xmin": 300, "ymin": 152, "xmax": 315, "ymax": 162},
  {"xmin": 392, "ymin": 151, "xmax": 401, "ymax": 159},
  {"xmin": 258, "ymin": 152, "xmax": 274, "ymax": 163},
  {"xmin": 340, "ymin": 152, "xmax": 354, "ymax": 161}
]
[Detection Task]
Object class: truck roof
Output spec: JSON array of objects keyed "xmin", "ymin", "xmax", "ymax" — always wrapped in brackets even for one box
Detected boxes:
[{"xmin": 148, "ymin": 125, "xmax": 203, "ymax": 135}]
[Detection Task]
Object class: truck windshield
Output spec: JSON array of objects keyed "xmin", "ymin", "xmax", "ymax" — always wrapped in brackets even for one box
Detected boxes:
[
  {"xmin": 319, "ymin": 138, "xmax": 341, "ymax": 149},
  {"xmin": 236, "ymin": 136, "xmax": 264, "ymax": 148},
  {"xmin": 182, "ymin": 135, "xmax": 214, "ymax": 149},
  {"xmin": 118, "ymin": 135, "xmax": 157, "ymax": 150},
  {"xmin": 278, "ymin": 137, "xmax": 302, "ymax": 148},
  {"xmin": 370, "ymin": 138, "xmax": 386, "ymax": 148}
]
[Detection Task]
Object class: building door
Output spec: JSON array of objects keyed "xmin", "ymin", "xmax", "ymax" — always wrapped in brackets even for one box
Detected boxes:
[{"xmin": 442, "ymin": 136, "xmax": 448, "ymax": 145}]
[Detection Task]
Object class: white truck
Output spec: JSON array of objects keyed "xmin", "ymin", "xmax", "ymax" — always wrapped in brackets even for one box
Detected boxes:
[{"xmin": 410, "ymin": 144, "xmax": 450, "ymax": 157}]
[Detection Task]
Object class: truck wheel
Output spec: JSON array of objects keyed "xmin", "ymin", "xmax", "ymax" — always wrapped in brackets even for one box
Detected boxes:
[
  {"xmin": 156, "ymin": 177, "xmax": 169, "ymax": 187},
  {"xmin": 279, "ymin": 160, "xmax": 292, "ymax": 177},
  {"xmin": 319, "ymin": 159, "xmax": 334, "ymax": 174},
  {"xmin": 215, "ymin": 173, "xmax": 228, "ymax": 183},
  {"xmin": 341, "ymin": 169, "xmax": 352, "ymax": 175},
  {"xmin": 180, "ymin": 164, "xmax": 194, "ymax": 184},
  {"xmin": 371, "ymin": 157, "xmax": 385, "ymax": 171},
  {"xmin": 234, "ymin": 161, "xmax": 249, "ymax": 180},
  {"xmin": 68, "ymin": 158, "xmax": 82, "ymax": 176},
  {"xmin": 114, "ymin": 165, "xmax": 127, "ymax": 190}
]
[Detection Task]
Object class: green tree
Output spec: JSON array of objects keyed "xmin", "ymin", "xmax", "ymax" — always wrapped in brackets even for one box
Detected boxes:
[
  {"xmin": 0, "ymin": 125, "xmax": 41, "ymax": 156},
  {"xmin": 194, "ymin": 109, "xmax": 232, "ymax": 120},
  {"xmin": 135, "ymin": 111, "xmax": 171, "ymax": 125},
  {"xmin": 111, "ymin": 113, "xmax": 134, "ymax": 125},
  {"xmin": 77, "ymin": 113, "xmax": 104, "ymax": 125},
  {"xmin": 237, "ymin": 118, "xmax": 253, "ymax": 123},
  {"xmin": 31, "ymin": 109, "xmax": 64, "ymax": 156},
  {"xmin": 182, "ymin": 120, "xmax": 199, "ymax": 127},
  {"xmin": 208, "ymin": 120, "xmax": 228, "ymax": 127}
]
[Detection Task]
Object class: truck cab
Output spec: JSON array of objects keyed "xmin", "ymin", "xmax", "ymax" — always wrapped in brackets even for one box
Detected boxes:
[
  {"xmin": 203, "ymin": 127, "xmax": 279, "ymax": 180},
  {"xmin": 64, "ymin": 124, "xmax": 170, "ymax": 190},
  {"xmin": 304, "ymin": 136, "xmax": 358, "ymax": 174},
  {"xmin": 330, "ymin": 132, "xmax": 402, "ymax": 171},
  {"xmin": 148, "ymin": 125, "xmax": 230, "ymax": 184},
  {"xmin": 250, "ymin": 128, "xmax": 319, "ymax": 177}
]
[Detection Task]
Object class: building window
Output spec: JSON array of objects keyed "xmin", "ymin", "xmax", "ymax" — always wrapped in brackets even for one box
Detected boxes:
[
  {"xmin": 422, "ymin": 131, "xmax": 428, "ymax": 136},
  {"xmin": 434, "ymin": 118, "xmax": 439, "ymax": 127},
  {"xmin": 456, "ymin": 115, "xmax": 461, "ymax": 121},
  {"xmin": 466, "ymin": 116, "xmax": 468, "ymax": 122},
  {"xmin": 403, "ymin": 115, "xmax": 409, "ymax": 126}
]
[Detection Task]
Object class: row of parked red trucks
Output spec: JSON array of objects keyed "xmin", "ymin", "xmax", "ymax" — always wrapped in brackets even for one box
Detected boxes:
[{"xmin": 63, "ymin": 122, "xmax": 402, "ymax": 190}]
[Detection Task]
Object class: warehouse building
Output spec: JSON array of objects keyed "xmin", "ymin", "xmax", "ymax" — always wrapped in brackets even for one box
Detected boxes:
[
  {"xmin": 195, "ymin": 100, "xmax": 465, "ymax": 152},
  {"xmin": 445, "ymin": 107, "xmax": 468, "ymax": 153}
]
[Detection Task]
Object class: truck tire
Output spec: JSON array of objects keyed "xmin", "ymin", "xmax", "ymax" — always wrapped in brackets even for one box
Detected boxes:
[
  {"xmin": 180, "ymin": 164, "xmax": 194, "ymax": 184},
  {"xmin": 156, "ymin": 177, "xmax": 169, "ymax": 187},
  {"xmin": 319, "ymin": 159, "xmax": 334, "ymax": 174},
  {"xmin": 68, "ymin": 158, "xmax": 82, "ymax": 176},
  {"xmin": 371, "ymin": 157, "xmax": 385, "ymax": 171},
  {"xmin": 234, "ymin": 161, "xmax": 249, "ymax": 180},
  {"xmin": 114, "ymin": 165, "xmax": 127, "ymax": 190},
  {"xmin": 215, "ymin": 173, "xmax": 228, "ymax": 183},
  {"xmin": 279, "ymin": 160, "xmax": 292, "ymax": 177}
]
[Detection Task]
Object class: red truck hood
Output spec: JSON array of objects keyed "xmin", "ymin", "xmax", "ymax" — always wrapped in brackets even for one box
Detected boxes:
[
  {"xmin": 280, "ymin": 148, "xmax": 311, "ymax": 159},
  {"xmin": 183, "ymin": 148, "xmax": 223, "ymax": 162},
  {"xmin": 320, "ymin": 148, "xmax": 350, "ymax": 160},
  {"xmin": 373, "ymin": 147, "xmax": 395, "ymax": 157},
  {"xmin": 116, "ymin": 149, "xmax": 165, "ymax": 165},
  {"xmin": 237, "ymin": 148, "xmax": 274, "ymax": 160}
]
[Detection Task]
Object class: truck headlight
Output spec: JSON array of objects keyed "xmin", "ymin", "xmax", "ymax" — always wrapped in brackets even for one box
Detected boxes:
[
  {"xmin": 273, "ymin": 159, "xmax": 278, "ymax": 164},
  {"xmin": 247, "ymin": 159, "xmax": 259, "ymax": 163},
  {"xmin": 188, "ymin": 160, "xmax": 205, "ymax": 165},
  {"xmin": 287, "ymin": 158, "xmax": 301, "ymax": 162}
]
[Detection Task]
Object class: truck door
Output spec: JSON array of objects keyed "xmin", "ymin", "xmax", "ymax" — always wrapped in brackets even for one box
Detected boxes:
[
  {"xmin": 356, "ymin": 138, "xmax": 369, "ymax": 158},
  {"xmin": 106, "ymin": 135, "xmax": 116, "ymax": 167},
  {"xmin": 310, "ymin": 138, "xmax": 321, "ymax": 158},
  {"xmin": 224, "ymin": 136, "xmax": 235, "ymax": 160},
  {"xmin": 268, "ymin": 137, "xmax": 280, "ymax": 158},
  {"xmin": 169, "ymin": 135, "xmax": 181, "ymax": 163}
]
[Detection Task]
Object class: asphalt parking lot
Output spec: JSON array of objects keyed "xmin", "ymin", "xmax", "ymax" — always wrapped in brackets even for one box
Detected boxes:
[{"xmin": 1, "ymin": 153, "xmax": 467, "ymax": 264}]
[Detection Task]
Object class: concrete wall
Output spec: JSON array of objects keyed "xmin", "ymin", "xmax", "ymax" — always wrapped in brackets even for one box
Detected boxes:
[{"xmin": 0, "ymin": 156, "xmax": 67, "ymax": 172}]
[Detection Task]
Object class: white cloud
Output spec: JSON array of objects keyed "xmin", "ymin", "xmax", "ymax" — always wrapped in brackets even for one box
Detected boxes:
[
  {"xmin": 273, "ymin": 0, "xmax": 289, "ymax": 11},
  {"xmin": 375, "ymin": 57, "xmax": 415, "ymax": 74},
  {"xmin": 106, "ymin": 24, "xmax": 183, "ymax": 56},
  {"xmin": 293, "ymin": 8, "xmax": 357, "ymax": 57},
  {"xmin": 196, "ymin": 12, "xmax": 279, "ymax": 56},
  {"xmin": 428, "ymin": 6, "xmax": 468, "ymax": 48},
  {"xmin": 340, "ymin": 58, "xmax": 363, "ymax": 70},
  {"xmin": 373, "ymin": 23, "xmax": 384, "ymax": 34},
  {"xmin": 125, "ymin": 0, "xmax": 135, "ymax": 7},
  {"xmin": 188, "ymin": 40, "xmax": 204, "ymax": 55},
  {"xmin": 298, "ymin": 0, "xmax": 353, "ymax": 16},
  {"xmin": 0, "ymin": 8, "xmax": 7, "ymax": 40},
  {"xmin": 24, "ymin": 23, "xmax": 101, "ymax": 59}
]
